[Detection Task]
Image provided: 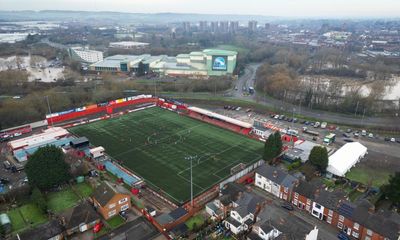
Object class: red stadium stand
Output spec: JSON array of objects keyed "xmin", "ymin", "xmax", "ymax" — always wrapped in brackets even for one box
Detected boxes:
[{"xmin": 186, "ymin": 106, "xmax": 252, "ymax": 136}]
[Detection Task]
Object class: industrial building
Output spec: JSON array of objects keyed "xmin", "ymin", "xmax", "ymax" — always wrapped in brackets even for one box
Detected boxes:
[
  {"xmin": 109, "ymin": 41, "xmax": 149, "ymax": 49},
  {"xmin": 68, "ymin": 47, "xmax": 103, "ymax": 64},
  {"xmin": 90, "ymin": 49, "xmax": 237, "ymax": 78}
]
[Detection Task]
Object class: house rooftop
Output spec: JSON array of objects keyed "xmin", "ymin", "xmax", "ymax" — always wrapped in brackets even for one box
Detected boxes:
[
  {"xmin": 91, "ymin": 182, "xmax": 117, "ymax": 207},
  {"xmin": 62, "ymin": 201, "xmax": 100, "ymax": 230},
  {"xmin": 256, "ymin": 164, "xmax": 298, "ymax": 188},
  {"xmin": 338, "ymin": 200, "xmax": 400, "ymax": 238},
  {"xmin": 17, "ymin": 220, "xmax": 64, "ymax": 240}
]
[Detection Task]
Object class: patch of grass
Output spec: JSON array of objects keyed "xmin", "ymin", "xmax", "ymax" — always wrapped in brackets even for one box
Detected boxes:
[
  {"xmin": 185, "ymin": 215, "xmax": 204, "ymax": 231},
  {"xmin": 4, "ymin": 203, "xmax": 47, "ymax": 233},
  {"xmin": 6, "ymin": 208, "xmax": 25, "ymax": 232},
  {"xmin": 19, "ymin": 204, "xmax": 47, "ymax": 225},
  {"xmin": 75, "ymin": 182, "xmax": 94, "ymax": 198},
  {"xmin": 106, "ymin": 215, "xmax": 125, "ymax": 229},
  {"xmin": 47, "ymin": 187, "xmax": 79, "ymax": 213},
  {"xmin": 346, "ymin": 167, "xmax": 391, "ymax": 188}
]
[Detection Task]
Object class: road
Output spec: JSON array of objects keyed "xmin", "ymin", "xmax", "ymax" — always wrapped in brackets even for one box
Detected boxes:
[{"xmin": 229, "ymin": 63, "xmax": 400, "ymax": 130}]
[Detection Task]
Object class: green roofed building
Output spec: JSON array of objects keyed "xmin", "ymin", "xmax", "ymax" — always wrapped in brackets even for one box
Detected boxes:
[{"xmin": 89, "ymin": 49, "xmax": 237, "ymax": 78}]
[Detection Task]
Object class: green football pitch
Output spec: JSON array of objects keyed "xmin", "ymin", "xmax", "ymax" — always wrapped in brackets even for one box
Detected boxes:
[{"xmin": 69, "ymin": 107, "xmax": 264, "ymax": 204}]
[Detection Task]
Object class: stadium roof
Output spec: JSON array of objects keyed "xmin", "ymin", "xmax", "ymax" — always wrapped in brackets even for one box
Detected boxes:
[
  {"xmin": 327, "ymin": 142, "xmax": 367, "ymax": 177},
  {"xmin": 8, "ymin": 127, "xmax": 69, "ymax": 150},
  {"xmin": 187, "ymin": 106, "xmax": 252, "ymax": 128},
  {"xmin": 203, "ymin": 49, "xmax": 237, "ymax": 56}
]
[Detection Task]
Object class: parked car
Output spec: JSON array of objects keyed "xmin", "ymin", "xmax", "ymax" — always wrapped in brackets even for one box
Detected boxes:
[
  {"xmin": 384, "ymin": 137, "xmax": 390, "ymax": 141},
  {"xmin": 337, "ymin": 232, "xmax": 350, "ymax": 240},
  {"xmin": 0, "ymin": 178, "xmax": 10, "ymax": 184},
  {"xmin": 281, "ymin": 203, "xmax": 294, "ymax": 211},
  {"xmin": 343, "ymin": 138, "xmax": 354, "ymax": 142},
  {"xmin": 279, "ymin": 115, "xmax": 285, "ymax": 120},
  {"xmin": 3, "ymin": 161, "xmax": 11, "ymax": 170},
  {"xmin": 235, "ymin": 107, "xmax": 241, "ymax": 111},
  {"xmin": 354, "ymin": 131, "xmax": 360, "ymax": 138},
  {"xmin": 391, "ymin": 138, "xmax": 396, "ymax": 142},
  {"xmin": 361, "ymin": 130, "xmax": 367, "ymax": 136},
  {"xmin": 314, "ymin": 122, "xmax": 321, "ymax": 128},
  {"xmin": 293, "ymin": 118, "xmax": 298, "ymax": 123},
  {"xmin": 321, "ymin": 122, "xmax": 328, "ymax": 129},
  {"xmin": 304, "ymin": 121, "xmax": 310, "ymax": 125},
  {"xmin": 274, "ymin": 115, "xmax": 279, "ymax": 119},
  {"xmin": 343, "ymin": 133, "xmax": 351, "ymax": 138},
  {"xmin": 368, "ymin": 133, "xmax": 374, "ymax": 138},
  {"xmin": 346, "ymin": 128, "xmax": 352, "ymax": 133}
]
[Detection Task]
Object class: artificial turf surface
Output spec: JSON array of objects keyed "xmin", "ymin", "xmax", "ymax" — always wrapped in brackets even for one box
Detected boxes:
[{"xmin": 69, "ymin": 107, "xmax": 264, "ymax": 204}]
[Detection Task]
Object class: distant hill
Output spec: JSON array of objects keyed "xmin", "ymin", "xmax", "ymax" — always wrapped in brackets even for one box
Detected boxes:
[{"xmin": 0, "ymin": 10, "xmax": 278, "ymax": 24}]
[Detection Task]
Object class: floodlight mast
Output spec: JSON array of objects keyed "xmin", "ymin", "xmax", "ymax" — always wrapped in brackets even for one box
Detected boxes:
[{"xmin": 185, "ymin": 155, "xmax": 197, "ymax": 208}]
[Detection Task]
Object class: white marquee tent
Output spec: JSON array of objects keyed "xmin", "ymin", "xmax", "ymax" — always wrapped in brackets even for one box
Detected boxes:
[{"xmin": 327, "ymin": 142, "xmax": 367, "ymax": 177}]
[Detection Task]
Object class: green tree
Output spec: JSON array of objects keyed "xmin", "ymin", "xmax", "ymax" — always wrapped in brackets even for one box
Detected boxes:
[
  {"xmin": 381, "ymin": 172, "xmax": 400, "ymax": 205},
  {"xmin": 31, "ymin": 187, "xmax": 47, "ymax": 213},
  {"xmin": 25, "ymin": 145, "xmax": 71, "ymax": 190},
  {"xmin": 273, "ymin": 131, "xmax": 283, "ymax": 157},
  {"xmin": 263, "ymin": 134, "xmax": 277, "ymax": 163},
  {"xmin": 308, "ymin": 146, "xmax": 328, "ymax": 172}
]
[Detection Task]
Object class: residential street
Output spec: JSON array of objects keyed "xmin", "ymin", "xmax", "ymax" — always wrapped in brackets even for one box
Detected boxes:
[{"xmin": 251, "ymin": 186, "xmax": 339, "ymax": 240}]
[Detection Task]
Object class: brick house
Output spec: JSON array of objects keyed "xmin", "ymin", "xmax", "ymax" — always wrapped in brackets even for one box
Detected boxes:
[
  {"xmin": 292, "ymin": 180, "xmax": 400, "ymax": 239},
  {"xmin": 255, "ymin": 164, "xmax": 298, "ymax": 202},
  {"xmin": 91, "ymin": 182, "xmax": 131, "ymax": 220}
]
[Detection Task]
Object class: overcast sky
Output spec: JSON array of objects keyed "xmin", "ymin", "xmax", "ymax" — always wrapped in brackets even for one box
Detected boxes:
[{"xmin": 1, "ymin": 0, "xmax": 400, "ymax": 18}]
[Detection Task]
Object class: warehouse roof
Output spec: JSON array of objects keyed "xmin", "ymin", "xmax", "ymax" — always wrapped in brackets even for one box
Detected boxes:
[
  {"xmin": 8, "ymin": 127, "xmax": 69, "ymax": 150},
  {"xmin": 327, "ymin": 142, "xmax": 367, "ymax": 177},
  {"xmin": 188, "ymin": 106, "xmax": 252, "ymax": 128}
]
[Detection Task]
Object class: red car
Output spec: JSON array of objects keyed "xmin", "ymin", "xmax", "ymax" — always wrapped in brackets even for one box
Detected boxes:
[{"xmin": 93, "ymin": 222, "xmax": 104, "ymax": 233}]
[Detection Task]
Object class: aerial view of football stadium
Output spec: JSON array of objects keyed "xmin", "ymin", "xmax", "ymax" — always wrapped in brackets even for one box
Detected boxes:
[{"xmin": 69, "ymin": 107, "xmax": 264, "ymax": 203}]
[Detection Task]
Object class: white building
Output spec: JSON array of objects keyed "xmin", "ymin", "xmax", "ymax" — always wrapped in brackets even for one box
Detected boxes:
[
  {"xmin": 68, "ymin": 47, "xmax": 103, "ymax": 64},
  {"xmin": 326, "ymin": 142, "xmax": 367, "ymax": 177},
  {"xmin": 109, "ymin": 41, "xmax": 149, "ymax": 49},
  {"xmin": 255, "ymin": 164, "xmax": 298, "ymax": 201}
]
